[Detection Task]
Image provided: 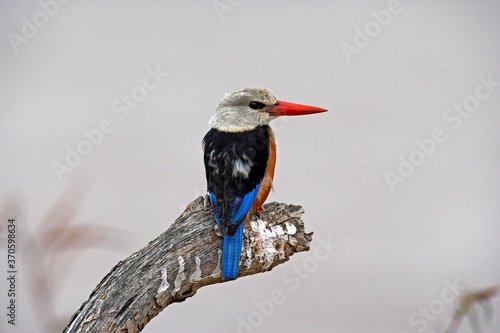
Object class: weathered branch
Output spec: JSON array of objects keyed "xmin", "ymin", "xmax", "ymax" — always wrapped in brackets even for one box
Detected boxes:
[{"xmin": 63, "ymin": 196, "xmax": 312, "ymax": 333}]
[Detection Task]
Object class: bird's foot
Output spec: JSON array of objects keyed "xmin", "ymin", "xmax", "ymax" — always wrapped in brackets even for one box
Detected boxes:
[{"xmin": 256, "ymin": 205, "xmax": 265, "ymax": 217}]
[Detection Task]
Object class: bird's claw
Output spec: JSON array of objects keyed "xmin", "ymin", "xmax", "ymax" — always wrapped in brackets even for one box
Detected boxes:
[{"xmin": 256, "ymin": 205, "xmax": 265, "ymax": 217}]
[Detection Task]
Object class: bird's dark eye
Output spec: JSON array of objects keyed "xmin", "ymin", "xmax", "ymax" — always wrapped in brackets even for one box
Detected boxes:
[{"xmin": 249, "ymin": 101, "xmax": 265, "ymax": 110}]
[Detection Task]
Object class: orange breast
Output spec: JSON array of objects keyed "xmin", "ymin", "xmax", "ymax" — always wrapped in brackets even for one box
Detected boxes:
[{"xmin": 251, "ymin": 127, "xmax": 276, "ymax": 211}]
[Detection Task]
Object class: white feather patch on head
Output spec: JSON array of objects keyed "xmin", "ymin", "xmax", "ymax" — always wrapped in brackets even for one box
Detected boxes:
[{"xmin": 209, "ymin": 88, "xmax": 279, "ymax": 132}]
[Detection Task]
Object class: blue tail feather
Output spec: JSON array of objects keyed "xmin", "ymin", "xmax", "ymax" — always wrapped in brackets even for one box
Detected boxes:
[{"xmin": 222, "ymin": 223, "xmax": 244, "ymax": 279}]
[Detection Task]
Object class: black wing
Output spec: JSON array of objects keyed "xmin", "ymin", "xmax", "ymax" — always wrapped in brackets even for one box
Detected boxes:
[{"xmin": 202, "ymin": 125, "xmax": 270, "ymax": 235}]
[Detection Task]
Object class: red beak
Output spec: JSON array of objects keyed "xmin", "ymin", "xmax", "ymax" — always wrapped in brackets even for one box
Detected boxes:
[{"xmin": 270, "ymin": 100, "xmax": 328, "ymax": 116}]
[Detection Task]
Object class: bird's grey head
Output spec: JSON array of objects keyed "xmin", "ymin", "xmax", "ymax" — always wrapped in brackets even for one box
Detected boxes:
[{"xmin": 209, "ymin": 88, "xmax": 279, "ymax": 132}]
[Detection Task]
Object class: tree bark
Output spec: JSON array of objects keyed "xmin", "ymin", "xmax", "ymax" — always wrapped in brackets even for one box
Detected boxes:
[{"xmin": 63, "ymin": 196, "xmax": 312, "ymax": 333}]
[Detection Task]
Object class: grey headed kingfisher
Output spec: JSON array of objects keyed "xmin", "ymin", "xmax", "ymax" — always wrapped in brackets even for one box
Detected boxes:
[{"xmin": 202, "ymin": 88, "xmax": 327, "ymax": 279}]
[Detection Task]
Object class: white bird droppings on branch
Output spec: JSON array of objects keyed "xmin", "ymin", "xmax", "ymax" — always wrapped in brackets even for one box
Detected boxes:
[
  {"xmin": 157, "ymin": 267, "xmax": 169, "ymax": 294},
  {"xmin": 244, "ymin": 217, "xmax": 298, "ymax": 270},
  {"xmin": 172, "ymin": 256, "xmax": 186, "ymax": 295}
]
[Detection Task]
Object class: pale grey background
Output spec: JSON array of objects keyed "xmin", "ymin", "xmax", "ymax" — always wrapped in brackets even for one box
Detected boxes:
[{"xmin": 1, "ymin": 1, "xmax": 500, "ymax": 332}]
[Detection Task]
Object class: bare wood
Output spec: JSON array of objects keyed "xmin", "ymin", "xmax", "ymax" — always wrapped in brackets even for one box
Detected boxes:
[{"xmin": 63, "ymin": 196, "xmax": 312, "ymax": 333}]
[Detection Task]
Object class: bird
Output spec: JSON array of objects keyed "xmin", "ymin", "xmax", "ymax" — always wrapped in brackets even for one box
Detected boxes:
[{"xmin": 202, "ymin": 88, "xmax": 327, "ymax": 279}]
